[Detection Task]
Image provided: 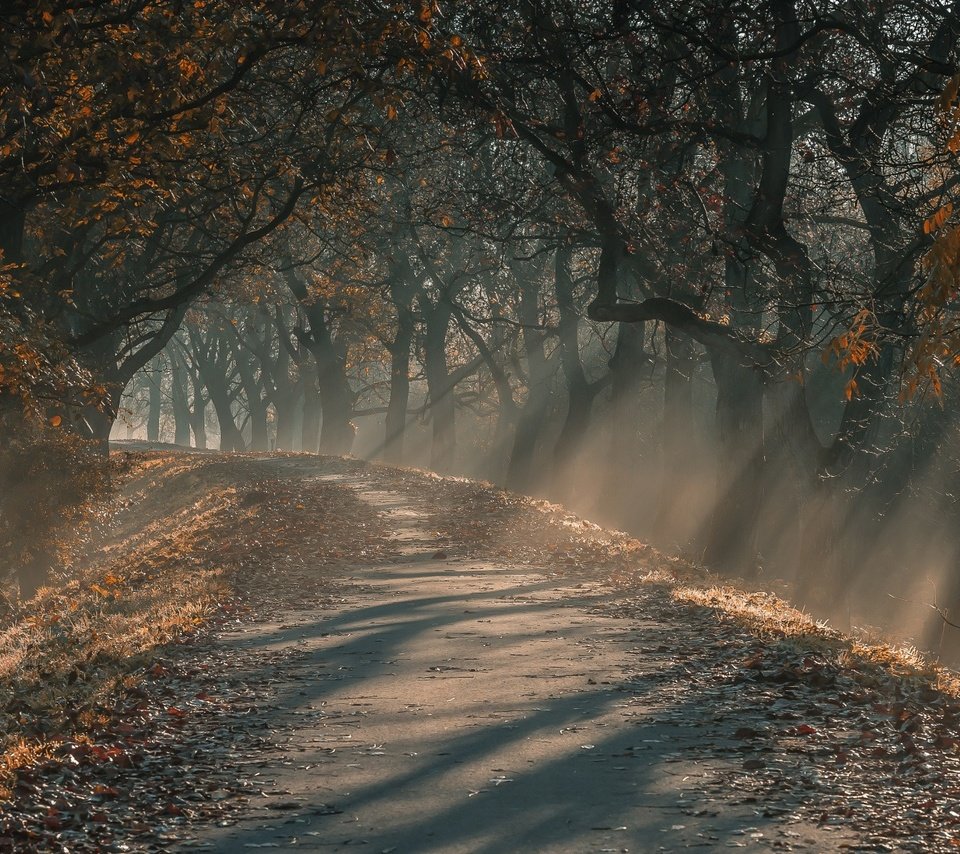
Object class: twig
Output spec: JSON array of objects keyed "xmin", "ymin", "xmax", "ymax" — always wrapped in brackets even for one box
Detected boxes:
[{"xmin": 887, "ymin": 592, "xmax": 960, "ymax": 630}]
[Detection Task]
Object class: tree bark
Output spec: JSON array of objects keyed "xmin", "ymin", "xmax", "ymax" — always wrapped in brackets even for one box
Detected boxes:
[
  {"xmin": 190, "ymin": 326, "xmax": 244, "ymax": 452},
  {"xmin": 601, "ymin": 320, "xmax": 648, "ymax": 526},
  {"xmin": 234, "ymin": 342, "xmax": 270, "ymax": 451},
  {"xmin": 422, "ymin": 298, "xmax": 456, "ymax": 473},
  {"xmin": 273, "ymin": 361, "xmax": 302, "ymax": 452},
  {"xmin": 505, "ymin": 274, "xmax": 551, "ymax": 493},
  {"xmin": 704, "ymin": 350, "xmax": 765, "ymax": 574},
  {"xmin": 314, "ymin": 334, "xmax": 353, "ymax": 456},
  {"xmin": 301, "ymin": 359, "xmax": 321, "ymax": 454},
  {"xmin": 205, "ymin": 372, "xmax": 244, "ymax": 451},
  {"xmin": 552, "ymin": 243, "xmax": 594, "ymax": 469},
  {"xmin": 188, "ymin": 368, "xmax": 208, "ymax": 449},
  {"xmin": 170, "ymin": 351, "xmax": 192, "ymax": 446},
  {"xmin": 282, "ymin": 266, "xmax": 355, "ymax": 455},
  {"xmin": 146, "ymin": 361, "xmax": 162, "ymax": 443},
  {"xmin": 653, "ymin": 328, "xmax": 698, "ymax": 546},
  {"xmin": 384, "ymin": 293, "xmax": 414, "ymax": 464}
]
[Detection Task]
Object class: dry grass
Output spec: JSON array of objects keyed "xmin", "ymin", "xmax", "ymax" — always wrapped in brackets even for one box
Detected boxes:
[
  {"xmin": 667, "ymin": 578, "xmax": 960, "ymax": 699},
  {"xmin": 379, "ymin": 463, "xmax": 960, "ymax": 704},
  {"xmin": 0, "ymin": 454, "xmax": 239, "ymax": 795},
  {"xmin": 0, "ymin": 450, "xmax": 391, "ymax": 797}
]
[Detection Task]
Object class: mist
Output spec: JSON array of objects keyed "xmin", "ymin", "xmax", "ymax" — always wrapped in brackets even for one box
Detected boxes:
[{"xmin": 112, "ymin": 286, "xmax": 960, "ymax": 664}]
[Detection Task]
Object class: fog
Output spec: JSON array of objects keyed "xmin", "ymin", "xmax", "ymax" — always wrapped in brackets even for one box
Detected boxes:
[{"xmin": 112, "ymin": 315, "xmax": 960, "ymax": 664}]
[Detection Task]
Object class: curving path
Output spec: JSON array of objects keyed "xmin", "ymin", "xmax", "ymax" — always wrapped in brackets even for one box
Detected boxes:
[{"xmin": 187, "ymin": 472, "xmax": 854, "ymax": 853}]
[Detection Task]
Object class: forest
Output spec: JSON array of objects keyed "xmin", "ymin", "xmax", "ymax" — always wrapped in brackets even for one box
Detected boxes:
[
  {"xmin": 4, "ymin": 0, "xmax": 960, "ymax": 651},
  {"xmin": 8, "ymin": 2, "xmax": 960, "ymax": 850}
]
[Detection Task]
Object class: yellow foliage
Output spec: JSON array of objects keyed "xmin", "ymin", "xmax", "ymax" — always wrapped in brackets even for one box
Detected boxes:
[
  {"xmin": 823, "ymin": 308, "xmax": 878, "ymax": 380},
  {"xmin": 924, "ymin": 202, "xmax": 954, "ymax": 234}
]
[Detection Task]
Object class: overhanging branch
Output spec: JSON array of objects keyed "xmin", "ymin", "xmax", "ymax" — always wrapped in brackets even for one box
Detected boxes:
[{"xmin": 588, "ymin": 297, "xmax": 773, "ymax": 367}]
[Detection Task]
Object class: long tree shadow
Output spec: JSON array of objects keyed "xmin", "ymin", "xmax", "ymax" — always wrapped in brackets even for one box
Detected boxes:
[{"xmin": 191, "ymin": 562, "xmax": 856, "ymax": 852}]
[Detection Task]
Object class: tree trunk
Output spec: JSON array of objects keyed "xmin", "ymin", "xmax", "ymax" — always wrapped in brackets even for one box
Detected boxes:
[
  {"xmin": 282, "ymin": 265, "xmax": 355, "ymax": 456},
  {"xmin": 423, "ymin": 300, "xmax": 455, "ymax": 473},
  {"xmin": 170, "ymin": 353, "xmax": 192, "ymax": 446},
  {"xmin": 384, "ymin": 288, "xmax": 415, "ymax": 465},
  {"xmin": 315, "ymin": 341, "xmax": 353, "ymax": 455},
  {"xmin": 506, "ymin": 276, "xmax": 551, "ymax": 493},
  {"xmin": 189, "ymin": 325, "xmax": 244, "ymax": 451},
  {"xmin": 552, "ymin": 244, "xmax": 594, "ymax": 471},
  {"xmin": 74, "ymin": 358, "xmax": 123, "ymax": 456},
  {"xmin": 82, "ymin": 403, "xmax": 115, "ymax": 456},
  {"xmin": 188, "ymin": 371, "xmax": 208, "ymax": 449},
  {"xmin": 206, "ymin": 374, "xmax": 244, "ymax": 452},
  {"xmin": 301, "ymin": 359, "xmax": 321, "ymax": 454},
  {"xmin": 654, "ymin": 329, "xmax": 698, "ymax": 546},
  {"xmin": 505, "ymin": 395, "xmax": 549, "ymax": 493},
  {"xmin": 601, "ymin": 320, "xmax": 648, "ymax": 526},
  {"xmin": 146, "ymin": 362, "xmax": 162, "ymax": 443},
  {"xmin": 703, "ymin": 351, "xmax": 765, "ymax": 575},
  {"xmin": 235, "ymin": 346, "xmax": 270, "ymax": 451},
  {"xmin": 274, "ymin": 378, "xmax": 302, "ymax": 452},
  {"xmin": 303, "ymin": 321, "xmax": 353, "ymax": 455},
  {"xmin": 248, "ymin": 401, "xmax": 270, "ymax": 451}
]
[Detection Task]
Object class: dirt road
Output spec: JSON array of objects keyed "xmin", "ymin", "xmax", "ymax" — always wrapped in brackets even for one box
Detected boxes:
[
  {"xmin": 185, "ymin": 464, "xmax": 856, "ymax": 853},
  {"xmin": 3, "ymin": 451, "xmax": 957, "ymax": 852}
]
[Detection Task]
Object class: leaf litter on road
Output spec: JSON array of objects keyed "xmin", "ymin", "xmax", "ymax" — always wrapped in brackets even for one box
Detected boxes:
[{"xmin": 3, "ymin": 452, "xmax": 960, "ymax": 850}]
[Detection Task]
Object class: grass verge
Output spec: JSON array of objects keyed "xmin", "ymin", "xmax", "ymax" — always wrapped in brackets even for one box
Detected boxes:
[{"xmin": 0, "ymin": 450, "xmax": 391, "ymax": 797}]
